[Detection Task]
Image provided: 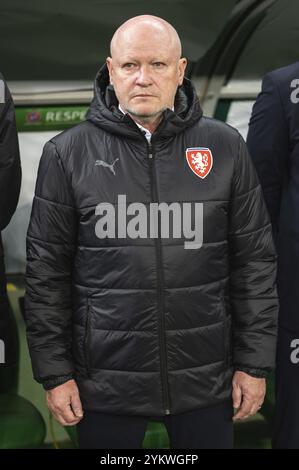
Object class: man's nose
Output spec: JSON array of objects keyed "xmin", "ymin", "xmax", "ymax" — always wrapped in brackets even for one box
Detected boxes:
[{"xmin": 135, "ymin": 66, "xmax": 152, "ymax": 86}]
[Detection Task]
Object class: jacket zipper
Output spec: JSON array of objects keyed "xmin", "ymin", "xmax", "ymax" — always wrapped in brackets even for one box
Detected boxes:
[
  {"xmin": 84, "ymin": 298, "xmax": 91, "ymax": 378},
  {"xmin": 148, "ymin": 141, "xmax": 171, "ymax": 415}
]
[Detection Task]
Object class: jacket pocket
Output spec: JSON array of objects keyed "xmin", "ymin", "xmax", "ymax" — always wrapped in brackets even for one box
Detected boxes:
[{"xmin": 83, "ymin": 298, "xmax": 92, "ymax": 377}]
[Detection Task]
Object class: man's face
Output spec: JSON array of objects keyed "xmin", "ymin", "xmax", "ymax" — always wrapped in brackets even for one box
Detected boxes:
[{"xmin": 106, "ymin": 30, "xmax": 187, "ymax": 120}]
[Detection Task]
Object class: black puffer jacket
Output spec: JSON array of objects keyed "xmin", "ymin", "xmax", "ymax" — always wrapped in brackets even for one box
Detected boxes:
[
  {"xmin": 0, "ymin": 73, "xmax": 21, "ymax": 392},
  {"xmin": 25, "ymin": 64, "xmax": 278, "ymax": 416},
  {"xmin": 0, "ymin": 73, "xmax": 21, "ymax": 231}
]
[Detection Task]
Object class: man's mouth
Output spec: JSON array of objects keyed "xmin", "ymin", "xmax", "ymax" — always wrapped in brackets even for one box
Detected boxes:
[{"xmin": 132, "ymin": 94, "xmax": 155, "ymax": 98}]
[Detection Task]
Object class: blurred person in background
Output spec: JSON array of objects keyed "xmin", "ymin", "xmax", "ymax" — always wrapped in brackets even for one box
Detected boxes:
[
  {"xmin": 247, "ymin": 61, "xmax": 299, "ymax": 449},
  {"xmin": 0, "ymin": 73, "xmax": 21, "ymax": 388}
]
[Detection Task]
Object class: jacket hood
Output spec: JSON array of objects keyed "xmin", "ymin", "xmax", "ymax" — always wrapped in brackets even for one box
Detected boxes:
[{"xmin": 86, "ymin": 63, "xmax": 203, "ymax": 140}]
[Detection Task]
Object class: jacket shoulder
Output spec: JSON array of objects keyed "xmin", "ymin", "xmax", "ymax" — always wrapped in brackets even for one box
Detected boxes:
[
  {"xmin": 49, "ymin": 120, "xmax": 96, "ymax": 151},
  {"xmin": 191, "ymin": 116, "xmax": 244, "ymax": 172},
  {"xmin": 46, "ymin": 121, "xmax": 100, "ymax": 168},
  {"xmin": 265, "ymin": 61, "xmax": 299, "ymax": 86},
  {"xmin": 198, "ymin": 115, "xmax": 240, "ymax": 142}
]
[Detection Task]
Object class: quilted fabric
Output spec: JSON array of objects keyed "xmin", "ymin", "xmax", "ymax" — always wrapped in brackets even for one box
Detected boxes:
[{"xmin": 24, "ymin": 64, "xmax": 278, "ymax": 416}]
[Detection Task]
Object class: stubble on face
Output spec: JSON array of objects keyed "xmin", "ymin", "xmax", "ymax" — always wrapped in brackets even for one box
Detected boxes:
[{"xmin": 124, "ymin": 105, "xmax": 168, "ymax": 122}]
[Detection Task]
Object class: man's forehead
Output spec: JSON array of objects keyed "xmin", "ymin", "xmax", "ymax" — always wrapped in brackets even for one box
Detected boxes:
[
  {"xmin": 115, "ymin": 52, "xmax": 171, "ymax": 63},
  {"xmin": 112, "ymin": 41, "xmax": 176, "ymax": 63}
]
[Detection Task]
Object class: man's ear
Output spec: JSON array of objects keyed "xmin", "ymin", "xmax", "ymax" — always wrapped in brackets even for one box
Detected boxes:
[
  {"xmin": 106, "ymin": 57, "xmax": 113, "ymax": 85},
  {"xmin": 178, "ymin": 57, "xmax": 187, "ymax": 86}
]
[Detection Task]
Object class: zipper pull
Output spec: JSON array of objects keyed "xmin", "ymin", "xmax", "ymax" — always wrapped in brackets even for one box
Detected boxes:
[{"xmin": 148, "ymin": 143, "xmax": 153, "ymax": 159}]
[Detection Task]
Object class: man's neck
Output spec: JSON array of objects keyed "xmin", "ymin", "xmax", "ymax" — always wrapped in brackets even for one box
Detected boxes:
[
  {"xmin": 131, "ymin": 114, "xmax": 162, "ymax": 135},
  {"xmin": 118, "ymin": 104, "xmax": 174, "ymax": 134}
]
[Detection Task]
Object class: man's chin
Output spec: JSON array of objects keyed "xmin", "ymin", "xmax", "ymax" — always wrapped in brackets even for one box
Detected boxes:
[{"xmin": 126, "ymin": 106, "xmax": 166, "ymax": 121}]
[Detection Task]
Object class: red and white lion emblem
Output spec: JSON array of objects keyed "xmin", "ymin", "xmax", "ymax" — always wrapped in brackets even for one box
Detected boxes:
[{"xmin": 186, "ymin": 147, "xmax": 213, "ymax": 179}]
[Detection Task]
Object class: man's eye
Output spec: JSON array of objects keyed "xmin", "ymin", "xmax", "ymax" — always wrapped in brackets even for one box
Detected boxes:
[
  {"xmin": 153, "ymin": 62, "xmax": 165, "ymax": 68},
  {"xmin": 123, "ymin": 63, "xmax": 136, "ymax": 69}
]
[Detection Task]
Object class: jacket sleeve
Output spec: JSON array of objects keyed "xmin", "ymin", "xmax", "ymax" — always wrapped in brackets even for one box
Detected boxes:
[
  {"xmin": 229, "ymin": 133, "xmax": 279, "ymax": 377},
  {"xmin": 0, "ymin": 73, "xmax": 21, "ymax": 230},
  {"xmin": 246, "ymin": 73, "xmax": 289, "ymax": 240},
  {"xmin": 24, "ymin": 140, "xmax": 78, "ymax": 390}
]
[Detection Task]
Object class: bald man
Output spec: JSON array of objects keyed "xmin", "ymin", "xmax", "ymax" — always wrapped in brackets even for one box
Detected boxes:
[{"xmin": 24, "ymin": 15, "xmax": 278, "ymax": 449}]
